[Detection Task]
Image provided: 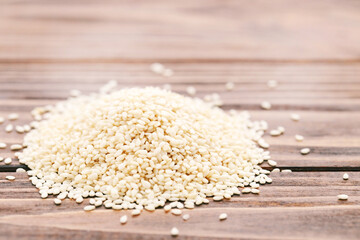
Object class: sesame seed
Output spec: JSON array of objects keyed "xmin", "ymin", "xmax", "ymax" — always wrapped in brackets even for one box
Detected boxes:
[
  {"xmin": 8, "ymin": 113, "xmax": 19, "ymax": 121},
  {"xmin": 290, "ymin": 113, "xmax": 300, "ymax": 121},
  {"xmin": 337, "ymin": 194, "xmax": 348, "ymax": 201},
  {"xmin": 242, "ymin": 188, "xmax": 251, "ymax": 193},
  {"xmin": 6, "ymin": 176, "xmax": 15, "ymax": 181},
  {"xmin": 225, "ymin": 82, "xmax": 235, "ymax": 91},
  {"xmin": 170, "ymin": 227, "xmax": 179, "ymax": 237},
  {"xmin": 84, "ymin": 205, "xmax": 96, "ymax": 211},
  {"xmin": 0, "ymin": 142, "xmax": 6, "ymax": 149},
  {"xmin": 267, "ymin": 80, "xmax": 278, "ymax": 89},
  {"xmin": 213, "ymin": 196, "xmax": 223, "ymax": 201},
  {"xmin": 295, "ymin": 135, "xmax": 304, "ymax": 142},
  {"xmin": 300, "ymin": 148, "xmax": 311, "ymax": 155},
  {"xmin": 4, "ymin": 158, "xmax": 12, "ymax": 165},
  {"xmin": 343, "ymin": 173, "xmax": 349, "ymax": 180},
  {"xmin": 272, "ymin": 168, "xmax": 280, "ymax": 172},
  {"xmin": 171, "ymin": 209, "xmax": 182, "ymax": 216},
  {"xmin": 281, "ymin": 169, "xmax": 292, "ymax": 173},
  {"xmin": 150, "ymin": 63, "xmax": 165, "ymax": 74},
  {"xmin": 120, "ymin": 215, "xmax": 128, "ymax": 224},
  {"xmin": 54, "ymin": 199, "xmax": 62, "ymax": 205},
  {"xmin": 251, "ymin": 189, "xmax": 260, "ymax": 194},
  {"xmin": 260, "ymin": 101, "xmax": 271, "ymax": 110},
  {"xmin": 164, "ymin": 205, "xmax": 172, "ymax": 212},
  {"xmin": 186, "ymin": 86, "xmax": 197, "ymax": 96},
  {"xmin": 131, "ymin": 209, "xmax": 141, "ymax": 216},
  {"xmin": 41, "ymin": 192, "xmax": 48, "ymax": 199},
  {"xmin": 5, "ymin": 124, "xmax": 13, "ymax": 132},
  {"xmin": 268, "ymin": 160, "xmax": 277, "ymax": 167},
  {"xmin": 10, "ymin": 144, "xmax": 23, "ymax": 151},
  {"xmin": 182, "ymin": 214, "xmax": 190, "ymax": 221},
  {"xmin": 16, "ymin": 168, "xmax": 26, "ymax": 173},
  {"xmin": 277, "ymin": 126, "xmax": 285, "ymax": 134},
  {"xmin": 270, "ymin": 129, "xmax": 282, "ymax": 136},
  {"xmin": 23, "ymin": 125, "xmax": 31, "ymax": 132},
  {"xmin": 219, "ymin": 213, "xmax": 227, "ymax": 221},
  {"xmin": 0, "ymin": 117, "xmax": 4, "ymax": 124},
  {"xmin": 258, "ymin": 139, "xmax": 270, "ymax": 149},
  {"xmin": 76, "ymin": 197, "xmax": 84, "ymax": 203},
  {"xmin": 15, "ymin": 126, "xmax": 25, "ymax": 133}
]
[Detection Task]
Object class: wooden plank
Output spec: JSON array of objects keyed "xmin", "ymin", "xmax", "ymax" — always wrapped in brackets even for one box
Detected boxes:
[
  {"xmin": 0, "ymin": 172, "xmax": 359, "ymax": 239},
  {"xmin": 1, "ymin": 0, "xmax": 360, "ymax": 61}
]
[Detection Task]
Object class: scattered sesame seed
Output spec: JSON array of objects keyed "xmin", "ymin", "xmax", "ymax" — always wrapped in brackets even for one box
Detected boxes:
[
  {"xmin": 281, "ymin": 169, "xmax": 292, "ymax": 173},
  {"xmin": 277, "ymin": 126, "xmax": 285, "ymax": 134},
  {"xmin": 6, "ymin": 176, "xmax": 15, "ymax": 181},
  {"xmin": 131, "ymin": 209, "xmax": 141, "ymax": 216},
  {"xmin": 268, "ymin": 160, "xmax": 277, "ymax": 167},
  {"xmin": 120, "ymin": 215, "xmax": 128, "ymax": 224},
  {"xmin": 241, "ymin": 188, "xmax": 251, "ymax": 193},
  {"xmin": 16, "ymin": 168, "xmax": 26, "ymax": 173},
  {"xmin": 267, "ymin": 80, "xmax": 278, "ymax": 89},
  {"xmin": 225, "ymin": 82, "xmax": 235, "ymax": 91},
  {"xmin": 0, "ymin": 142, "xmax": 6, "ymax": 149},
  {"xmin": 300, "ymin": 148, "xmax": 310, "ymax": 155},
  {"xmin": 186, "ymin": 86, "xmax": 197, "ymax": 96},
  {"xmin": 251, "ymin": 189, "xmax": 260, "ymax": 194},
  {"xmin": 76, "ymin": 197, "xmax": 84, "ymax": 203},
  {"xmin": 260, "ymin": 101, "xmax": 271, "ymax": 110},
  {"xmin": 213, "ymin": 196, "xmax": 223, "ymax": 201},
  {"xmin": 343, "ymin": 173, "xmax": 349, "ymax": 180},
  {"xmin": 4, "ymin": 158, "xmax": 12, "ymax": 165},
  {"xmin": 258, "ymin": 139, "xmax": 270, "ymax": 149},
  {"xmin": 163, "ymin": 69, "xmax": 174, "ymax": 77},
  {"xmin": 290, "ymin": 113, "xmax": 300, "ymax": 121},
  {"xmin": 23, "ymin": 125, "xmax": 31, "ymax": 132},
  {"xmin": 171, "ymin": 209, "xmax": 182, "ymax": 216},
  {"xmin": 5, "ymin": 124, "xmax": 13, "ymax": 133},
  {"xmin": 8, "ymin": 113, "xmax": 19, "ymax": 121},
  {"xmin": 0, "ymin": 117, "xmax": 4, "ymax": 124},
  {"xmin": 219, "ymin": 213, "xmax": 228, "ymax": 221},
  {"xmin": 170, "ymin": 227, "xmax": 179, "ymax": 237},
  {"xmin": 164, "ymin": 205, "xmax": 172, "ymax": 212},
  {"xmin": 84, "ymin": 205, "xmax": 96, "ymax": 211},
  {"xmin": 270, "ymin": 129, "xmax": 282, "ymax": 136},
  {"xmin": 150, "ymin": 63, "xmax": 165, "ymax": 74},
  {"xmin": 10, "ymin": 144, "xmax": 23, "ymax": 151},
  {"xmin": 145, "ymin": 204, "xmax": 155, "ymax": 211},
  {"xmin": 295, "ymin": 135, "xmax": 304, "ymax": 142},
  {"xmin": 337, "ymin": 194, "xmax": 348, "ymax": 201},
  {"xmin": 41, "ymin": 192, "xmax": 48, "ymax": 199},
  {"xmin": 15, "ymin": 125, "xmax": 25, "ymax": 134},
  {"xmin": 182, "ymin": 214, "xmax": 190, "ymax": 221},
  {"xmin": 272, "ymin": 168, "xmax": 280, "ymax": 172},
  {"xmin": 54, "ymin": 199, "xmax": 62, "ymax": 205}
]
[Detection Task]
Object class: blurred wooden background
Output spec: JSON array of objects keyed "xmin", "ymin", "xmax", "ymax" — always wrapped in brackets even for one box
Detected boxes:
[{"xmin": 0, "ymin": 0, "xmax": 359, "ymax": 239}]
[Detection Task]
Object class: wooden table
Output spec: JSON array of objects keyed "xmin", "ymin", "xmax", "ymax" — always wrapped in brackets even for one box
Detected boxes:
[{"xmin": 1, "ymin": 1, "xmax": 359, "ymax": 239}]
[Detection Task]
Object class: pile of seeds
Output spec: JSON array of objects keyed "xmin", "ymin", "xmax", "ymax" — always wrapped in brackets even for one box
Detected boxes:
[{"xmin": 17, "ymin": 85, "xmax": 272, "ymax": 211}]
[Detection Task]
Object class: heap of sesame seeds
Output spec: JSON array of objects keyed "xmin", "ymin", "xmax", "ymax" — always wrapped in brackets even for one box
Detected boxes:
[{"xmin": 18, "ymin": 85, "xmax": 272, "ymax": 211}]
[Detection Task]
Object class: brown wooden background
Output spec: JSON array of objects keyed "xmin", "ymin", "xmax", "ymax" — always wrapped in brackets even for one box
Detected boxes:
[{"xmin": 0, "ymin": 0, "xmax": 360, "ymax": 239}]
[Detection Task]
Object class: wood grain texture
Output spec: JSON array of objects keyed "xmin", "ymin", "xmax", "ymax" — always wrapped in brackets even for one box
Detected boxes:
[{"xmin": 0, "ymin": 0, "xmax": 360, "ymax": 239}]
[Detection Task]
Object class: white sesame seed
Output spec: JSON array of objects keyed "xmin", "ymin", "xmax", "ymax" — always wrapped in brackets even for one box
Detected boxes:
[
  {"xmin": 225, "ymin": 82, "xmax": 235, "ymax": 91},
  {"xmin": 112, "ymin": 204, "xmax": 122, "ymax": 210},
  {"xmin": 270, "ymin": 129, "xmax": 282, "ymax": 136},
  {"xmin": 164, "ymin": 205, "xmax": 172, "ymax": 212},
  {"xmin": 84, "ymin": 205, "xmax": 96, "ymax": 211},
  {"xmin": 10, "ymin": 144, "xmax": 23, "ymax": 151},
  {"xmin": 15, "ymin": 126, "xmax": 25, "ymax": 133},
  {"xmin": 337, "ymin": 194, "xmax": 348, "ymax": 200},
  {"xmin": 145, "ymin": 204, "xmax": 155, "ymax": 211},
  {"xmin": 258, "ymin": 139, "xmax": 270, "ymax": 149},
  {"xmin": 295, "ymin": 135, "xmax": 304, "ymax": 142},
  {"xmin": 131, "ymin": 209, "xmax": 141, "ymax": 216},
  {"xmin": 54, "ymin": 199, "xmax": 62, "ymax": 205},
  {"xmin": 94, "ymin": 200, "xmax": 103, "ymax": 207},
  {"xmin": 170, "ymin": 227, "xmax": 179, "ymax": 237},
  {"xmin": 290, "ymin": 113, "xmax": 300, "ymax": 121},
  {"xmin": 6, "ymin": 176, "xmax": 16, "ymax": 181},
  {"xmin": 0, "ymin": 117, "xmax": 4, "ymax": 124},
  {"xmin": 251, "ymin": 189, "xmax": 260, "ymax": 194},
  {"xmin": 272, "ymin": 168, "xmax": 280, "ymax": 172},
  {"xmin": 5, "ymin": 124, "xmax": 13, "ymax": 132},
  {"xmin": 281, "ymin": 169, "xmax": 292, "ymax": 173},
  {"xmin": 343, "ymin": 173, "xmax": 349, "ymax": 180},
  {"xmin": 4, "ymin": 158, "xmax": 12, "ymax": 165},
  {"xmin": 76, "ymin": 197, "xmax": 84, "ymax": 203},
  {"xmin": 8, "ymin": 113, "xmax": 19, "ymax": 121},
  {"xmin": 268, "ymin": 160, "xmax": 277, "ymax": 167},
  {"xmin": 186, "ymin": 86, "xmax": 197, "ymax": 96},
  {"xmin": 182, "ymin": 214, "xmax": 190, "ymax": 221},
  {"xmin": 300, "ymin": 148, "xmax": 311, "ymax": 155},
  {"xmin": 163, "ymin": 69, "xmax": 174, "ymax": 77},
  {"xmin": 120, "ymin": 215, "xmax": 128, "ymax": 224},
  {"xmin": 16, "ymin": 168, "xmax": 26, "ymax": 173},
  {"xmin": 261, "ymin": 101, "xmax": 271, "ymax": 110},
  {"xmin": 41, "ymin": 192, "xmax": 48, "ymax": 199},
  {"xmin": 219, "ymin": 213, "xmax": 227, "ymax": 221},
  {"xmin": 277, "ymin": 126, "xmax": 285, "ymax": 134},
  {"xmin": 171, "ymin": 209, "xmax": 182, "ymax": 216},
  {"xmin": 23, "ymin": 125, "xmax": 31, "ymax": 132},
  {"xmin": 213, "ymin": 195, "xmax": 223, "ymax": 201},
  {"xmin": 267, "ymin": 80, "xmax": 278, "ymax": 88},
  {"xmin": 150, "ymin": 63, "xmax": 165, "ymax": 74},
  {"xmin": 0, "ymin": 142, "xmax": 6, "ymax": 149},
  {"xmin": 241, "ymin": 188, "xmax": 251, "ymax": 193}
]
